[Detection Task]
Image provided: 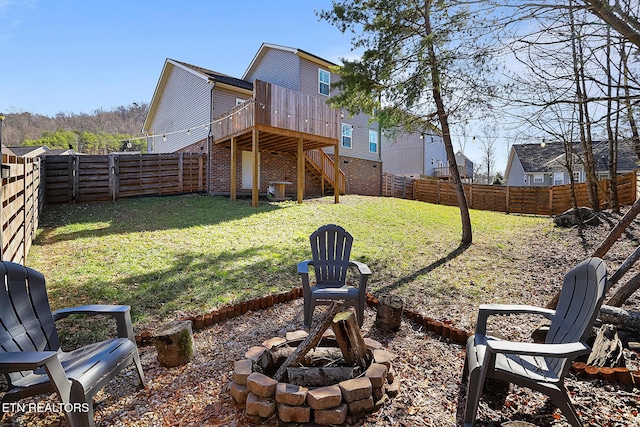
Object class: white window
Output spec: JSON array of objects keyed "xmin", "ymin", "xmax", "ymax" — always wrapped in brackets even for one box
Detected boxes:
[
  {"xmin": 573, "ymin": 171, "xmax": 581, "ymax": 182},
  {"xmin": 369, "ymin": 130, "xmax": 378, "ymax": 153},
  {"xmin": 553, "ymin": 172, "xmax": 564, "ymax": 186},
  {"xmin": 533, "ymin": 174, "xmax": 544, "ymax": 184},
  {"xmin": 341, "ymin": 124, "xmax": 352, "ymax": 149},
  {"xmin": 319, "ymin": 69, "xmax": 330, "ymax": 96},
  {"xmin": 235, "ymin": 98, "xmax": 246, "ymax": 106}
]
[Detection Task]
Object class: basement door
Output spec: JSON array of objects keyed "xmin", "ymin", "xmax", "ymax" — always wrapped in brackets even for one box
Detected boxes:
[{"xmin": 242, "ymin": 151, "xmax": 260, "ymax": 190}]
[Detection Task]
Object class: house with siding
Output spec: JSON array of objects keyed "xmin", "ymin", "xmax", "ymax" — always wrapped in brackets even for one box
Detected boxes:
[
  {"xmin": 143, "ymin": 43, "xmax": 442, "ymax": 201},
  {"xmin": 382, "ymin": 131, "xmax": 473, "ymax": 182},
  {"xmin": 505, "ymin": 140, "xmax": 638, "ymax": 186}
]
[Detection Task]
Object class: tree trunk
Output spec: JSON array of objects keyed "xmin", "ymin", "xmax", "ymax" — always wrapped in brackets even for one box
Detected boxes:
[
  {"xmin": 599, "ymin": 304, "xmax": 640, "ymax": 334},
  {"xmin": 607, "ymin": 272, "xmax": 640, "ymax": 307},
  {"xmin": 424, "ymin": 4, "xmax": 472, "ymax": 245}
]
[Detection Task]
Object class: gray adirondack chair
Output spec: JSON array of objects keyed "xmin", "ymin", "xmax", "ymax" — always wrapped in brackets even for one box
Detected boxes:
[
  {"xmin": 0, "ymin": 261, "xmax": 145, "ymax": 427},
  {"xmin": 298, "ymin": 224, "xmax": 371, "ymax": 328},
  {"xmin": 462, "ymin": 257, "xmax": 607, "ymax": 427}
]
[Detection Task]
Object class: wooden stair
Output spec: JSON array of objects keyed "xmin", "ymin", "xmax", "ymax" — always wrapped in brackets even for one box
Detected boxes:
[{"xmin": 305, "ymin": 149, "xmax": 346, "ymax": 196}]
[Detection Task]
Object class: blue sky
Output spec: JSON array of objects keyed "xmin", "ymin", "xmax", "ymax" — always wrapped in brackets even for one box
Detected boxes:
[
  {"xmin": 0, "ymin": 0, "xmax": 352, "ymax": 116},
  {"xmin": 0, "ymin": 0, "xmax": 510, "ymax": 171}
]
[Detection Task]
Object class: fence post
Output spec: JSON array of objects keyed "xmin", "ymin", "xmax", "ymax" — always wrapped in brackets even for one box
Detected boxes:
[
  {"xmin": 178, "ymin": 153, "xmax": 184, "ymax": 193},
  {"xmin": 549, "ymin": 185, "xmax": 553, "ymax": 216},
  {"xmin": 199, "ymin": 154, "xmax": 204, "ymax": 192},
  {"xmin": 505, "ymin": 185, "xmax": 510, "ymax": 214}
]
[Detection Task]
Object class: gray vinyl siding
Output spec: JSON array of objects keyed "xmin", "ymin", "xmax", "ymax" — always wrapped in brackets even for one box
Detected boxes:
[
  {"xmin": 148, "ymin": 65, "xmax": 210, "ymax": 153},
  {"xmin": 245, "ymin": 49, "xmax": 300, "ymax": 91},
  {"xmin": 505, "ymin": 156, "xmax": 526, "ymax": 186},
  {"xmin": 382, "ymin": 132, "xmax": 425, "ymax": 176},
  {"xmin": 300, "ymin": 57, "xmax": 330, "ymax": 97},
  {"xmin": 324, "ymin": 112, "xmax": 380, "ymax": 162},
  {"xmin": 213, "ymin": 87, "xmax": 249, "ymax": 119},
  {"xmin": 424, "ymin": 138, "xmax": 448, "ymax": 176}
]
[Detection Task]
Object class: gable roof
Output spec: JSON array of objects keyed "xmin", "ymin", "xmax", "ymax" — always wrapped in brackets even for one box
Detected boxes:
[
  {"xmin": 143, "ymin": 59, "xmax": 253, "ymax": 134},
  {"xmin": 171, "ymin": 59, "xmax": 253, "ymax": 91},
  {"xmin": 7, "ymin": 146, "xmax": 50, "ymax": 157},
  {"xmin": 512, "ymin": 140, "xmax": 639, "ymax": 173},
  {"xmin": 243, "ymin": 43, "xmax": 338, "ymax": 80}
]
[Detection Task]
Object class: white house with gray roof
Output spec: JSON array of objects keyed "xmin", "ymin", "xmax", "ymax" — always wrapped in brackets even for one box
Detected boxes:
[{"xmin": 505, "ymin": 140, "xmax": 638, "ymax": 186}]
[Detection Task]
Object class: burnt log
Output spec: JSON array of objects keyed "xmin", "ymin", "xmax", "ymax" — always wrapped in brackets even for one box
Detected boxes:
[
  {"xmin": 332, "ymin": 310, "xmax": 370, "ymax": 368},
  {"xmin": 286, "ymin": 366, "xmax": 361, "ymax": 387},
  {"xmin": 273, "ymin": 302, "xmax": 344, "ymax": 382}
]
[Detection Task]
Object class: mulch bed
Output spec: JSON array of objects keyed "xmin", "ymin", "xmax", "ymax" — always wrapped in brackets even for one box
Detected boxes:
[{"xmin": 2, "ymin": 209, "xmax": 640, "ymax": 426}]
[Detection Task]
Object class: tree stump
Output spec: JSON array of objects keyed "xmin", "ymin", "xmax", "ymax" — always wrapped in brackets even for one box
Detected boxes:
[
  {"xmin": 587, "ymin": 324, "xmax": 625, "ymax": 367},
  {"xmin": 153, "ymin": 320, "xmax": 194, "ymax": 367},
  {"xmin": 375, "ymin": 294, "xmax": 404, "ymax": 332}
]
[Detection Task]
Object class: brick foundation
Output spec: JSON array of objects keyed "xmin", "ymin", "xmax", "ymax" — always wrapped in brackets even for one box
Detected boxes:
[{"xmin": 174, "ymin": 138, "xmax": 382, "ymax": 198}]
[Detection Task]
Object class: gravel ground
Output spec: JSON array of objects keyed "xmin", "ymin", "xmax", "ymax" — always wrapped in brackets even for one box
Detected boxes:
[{"xmin": 2, "ymin": 209, "xmax": 640, "ymax": 427}]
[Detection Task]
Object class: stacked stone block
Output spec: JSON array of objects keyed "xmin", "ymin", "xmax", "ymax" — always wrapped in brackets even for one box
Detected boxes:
[{"xmin": 229, "ymin": 330, "xmax": 399, "ymax": 425}]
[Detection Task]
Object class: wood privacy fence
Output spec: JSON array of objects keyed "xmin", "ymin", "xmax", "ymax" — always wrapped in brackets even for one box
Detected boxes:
[
  {"xmin": 0, "ymin": 154, "xmax": 42, "ymax": 263},
  {"xmin": 382, "ymin": 171, "xmax": 638, "ymax": 216},
  {"xmin": 43, "ymin": 153, "xmax": 207, "ymax": 204}
]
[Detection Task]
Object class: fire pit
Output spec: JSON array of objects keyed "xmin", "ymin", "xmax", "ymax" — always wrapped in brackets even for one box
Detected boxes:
[{"xmin": 229, "ymin": 312, "xmax": 399, "ymax": 425}]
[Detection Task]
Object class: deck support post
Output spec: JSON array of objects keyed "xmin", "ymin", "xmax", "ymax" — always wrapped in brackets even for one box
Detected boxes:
[
  {"xmin": 334, "ymin": 142, "xmax": 340, "ymax": 204},
  {"xmin": 297, "ymin": 137, "xmax": 305, "ymax": 204},
  {"xmin": 252, "ymin": 129, "xmax": 259, "ymax": 207},
  {"xmin": 230, "ymin": 136, "xmax": 237, "ymax": 201}
]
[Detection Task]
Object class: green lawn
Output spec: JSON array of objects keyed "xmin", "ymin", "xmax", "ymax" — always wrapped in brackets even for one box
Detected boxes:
[{"xmin": 28, "ymin": 194, "xmax": 552, "ymax": 329}]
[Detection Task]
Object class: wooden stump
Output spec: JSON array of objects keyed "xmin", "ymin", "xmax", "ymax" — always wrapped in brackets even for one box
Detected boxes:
[
  {"xmin": 375, "ymin": 294, "xmax": 404, "ymax": 332},
  {"xmin": 587, "ymin": 324, "xmax": 625, "ymax": 367},
  {"xmin": 153, "ymin": 320, "xmax": 194, "ymax": 367}
]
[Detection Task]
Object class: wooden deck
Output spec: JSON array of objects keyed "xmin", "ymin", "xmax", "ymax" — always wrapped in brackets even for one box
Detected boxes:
[{"xmin": 211, "ymin": 80, "xmax": 342, "ymax": 206}]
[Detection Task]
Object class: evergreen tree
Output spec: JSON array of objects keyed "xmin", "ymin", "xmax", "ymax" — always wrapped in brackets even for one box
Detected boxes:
[{"xmin": 319, "ymin": 0, "xmax": 497, "ymax": 245}]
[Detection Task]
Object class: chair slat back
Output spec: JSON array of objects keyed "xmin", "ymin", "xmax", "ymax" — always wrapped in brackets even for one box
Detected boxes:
[
  {"xmin": 309, "ymin": 224, "xmax": 353, "ymax": 287},
  {"xmin": 0, "ymin": 262, "xmax": 60, "ymax": 356},
  {"xmin": 546, "ymin": 257, "xmax": 607, "ymax": 373}
]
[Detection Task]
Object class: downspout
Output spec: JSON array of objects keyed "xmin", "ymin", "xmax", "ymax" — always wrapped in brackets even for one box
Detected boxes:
[{"xmin": 207, "ymin": 79, "xmax": 215, "ymax": 194}]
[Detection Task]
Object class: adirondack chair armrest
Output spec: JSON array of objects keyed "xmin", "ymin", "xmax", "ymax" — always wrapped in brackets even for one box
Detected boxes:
[
  {"xmin": 53, "ymin": 304, "xmax": 135, "ymax": 342},
  {"xmin": 297, "ymin": 260, "xmax": 312, "ymax": 275},
  {"xmin": 486, "ymin": 340, "xmax": 590, "ymax": 358},
  {"xmin": 476, "ymin": 304, "xmax": 556, "ymax": 335},
  {"xmin": 349, "ymin": 261, "xmax": 371, "ymax": 276},
  {"xmin": 0, "ymin": 351, "xmax": 59, "ymax": 373}
]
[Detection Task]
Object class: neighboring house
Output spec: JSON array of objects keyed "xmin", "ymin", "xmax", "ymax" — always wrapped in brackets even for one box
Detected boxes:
[
  {"xmin": 7, "ymin": 146, "xmax": 50, "ymax": 158},
  {"xmin": 505, "ymin": 140, "xmax": 639, "ymax": 186},
  {"xmin": 142, "ymin": 43, "xmax": 437, "ymax": 199},
  {"xmin": 6, "ymin": 146, "xmax": 75, "ymax": 158},
  {"xmin": 382, "ymin": 131, "xmax": 474, "ymax": 182}
]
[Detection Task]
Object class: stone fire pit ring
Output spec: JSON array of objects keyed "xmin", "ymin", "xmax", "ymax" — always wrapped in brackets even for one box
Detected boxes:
[{"xmin": 229, "ymin": 329, "xmax": 400, "ymax": 425}]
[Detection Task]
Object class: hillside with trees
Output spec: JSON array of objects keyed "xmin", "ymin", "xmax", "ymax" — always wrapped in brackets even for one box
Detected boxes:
[{"xmin": 1, "ymin": 103, "xmax": 148, "ymax": 154}]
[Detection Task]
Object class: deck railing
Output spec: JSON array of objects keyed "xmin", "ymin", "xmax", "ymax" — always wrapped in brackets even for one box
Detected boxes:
[{"xmin": 211, "ymin": 80, "xmax": 340, "ymax": 143}]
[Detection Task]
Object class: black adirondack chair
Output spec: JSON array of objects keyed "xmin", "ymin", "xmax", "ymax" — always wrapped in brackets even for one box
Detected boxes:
[
  {"xmin": 0, "ymin": 261, "xmax": 145, "ymax": 427},
  {"xmin": 298, "ymin": 224, "xmax": 371, "ymax": 328}
]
